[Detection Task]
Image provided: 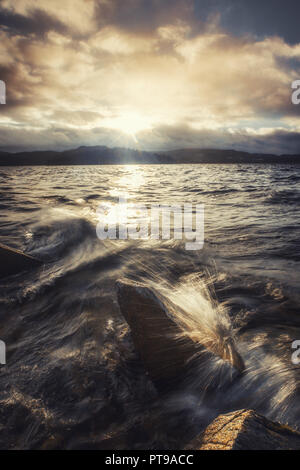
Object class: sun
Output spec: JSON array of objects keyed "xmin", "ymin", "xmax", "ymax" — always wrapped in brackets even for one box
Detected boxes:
[{"xmin": 103, "ymin": 112, "xmax": 152, "ymax": 142}]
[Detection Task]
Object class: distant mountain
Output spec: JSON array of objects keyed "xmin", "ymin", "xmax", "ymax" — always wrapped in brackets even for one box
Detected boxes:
[
  {"xmin": 163, "ymin": 148, "xmax": 300, "ymax": 164},
  {"xmin": 0, "ymin": 146, "xmax": 173, "ymax": 165},
  {"xmin": 0, "ymin": 146, "xmax": 299, "ymax": 165}
]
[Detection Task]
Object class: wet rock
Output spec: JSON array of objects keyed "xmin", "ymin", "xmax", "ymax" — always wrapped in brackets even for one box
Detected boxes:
[
  {"xmin": 116, "ymin": 279, "xmax": 244, "ymax": 391},
  {"xmin": 0, "ymin": 243, "xmax": 42, "ymax": 278},
  {"xmin": 214, "ymin": 336, "xmax": 245, "ymax": 374},
  {"xmin": 186, "ymin": 409, "xmax": 300, "ymax": 450},
  {"xmin": 116, "ymin": 279, "xmax": 204, "ymax": 390}
]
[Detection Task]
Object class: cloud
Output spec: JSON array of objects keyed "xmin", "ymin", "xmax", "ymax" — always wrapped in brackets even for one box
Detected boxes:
[
  {"xmin": 1, "ymin": 122, "xmax": 299, "ymax": 155},
  {"xmin": 139, "ymin": 124, "xmax": 300, "ymax": 154},
  {"xmin": 0, "ymin": 8, "xmax": 68, "ymax": 38},
  {"xmin": 0, "ymin": 0, "xmax": 299, "ymax": 153},
  {"xmin": 0, "ymin": 124, "xmax": 140, "ymax": 152},
  {"xmin": 94, "ymin": 0, "xmax": 195, "ymax": 34},
  {"xmin": 0, "ymin": 0, "xmax": 96, "ymax": 36}
]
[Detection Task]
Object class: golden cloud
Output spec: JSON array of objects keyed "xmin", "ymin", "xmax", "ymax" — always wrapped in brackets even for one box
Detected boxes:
[{"xmin": 0, "ymin": 0, "xmax": 299, "ymax": 151}]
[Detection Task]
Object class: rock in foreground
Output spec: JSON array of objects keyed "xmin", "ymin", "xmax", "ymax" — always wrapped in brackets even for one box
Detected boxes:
[
  {"xmin": 116, "ymin": 279, "xmax": 244, "ymax": 391},
  {"xmin": 0, "ymin": 243, "xmax": 42, "ymax": 278},
  {"xmin": 186, "ymin": 409, "xmax": 300, "ymax": 450},
  {"xmin": 116, "ymin": 279, "xmax": 202, "ymax": 390}
]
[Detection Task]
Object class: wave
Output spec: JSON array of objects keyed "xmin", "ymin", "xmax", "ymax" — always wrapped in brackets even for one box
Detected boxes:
[
  {"xmin": 265, "ymin": 189, "xmax": 300, "ymax": 205},
  {"xmin": 25, "ymin": 211, "xmax": 96, "ymax": 261}
]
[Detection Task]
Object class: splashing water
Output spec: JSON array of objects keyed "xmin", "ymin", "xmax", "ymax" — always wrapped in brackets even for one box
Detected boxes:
[{"xmin": 154, "ymin": 273, "xmax": 245, "ymax": 372}]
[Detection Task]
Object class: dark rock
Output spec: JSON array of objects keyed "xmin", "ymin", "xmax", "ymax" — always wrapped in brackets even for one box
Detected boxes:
[
  {"xmin": 186, "ymin": 409, "xmax": 300, "ymax": 450},
  {"xmin": 0, "ymin": 243, "xmax": 42, "ymax": 278},
  {"xmin": 116, "ymin": 279, "xmax": 201, "ymax": 390},
  {"xmin": 116, "ymin": 279, "xmax": 244, "ymax": 391}
]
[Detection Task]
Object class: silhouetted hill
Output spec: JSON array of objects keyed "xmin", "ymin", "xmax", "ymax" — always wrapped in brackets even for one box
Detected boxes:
[
  {"xmin": 163, "ymin": 148, "xmax": 300, "ymax": 164},
  {"xmin": 0, "ymin": 146, "xmax": 173, "ymax": 165},
  {"xmin": 0, "ymin": 146, "xmax": 299, "ymax": 165}
]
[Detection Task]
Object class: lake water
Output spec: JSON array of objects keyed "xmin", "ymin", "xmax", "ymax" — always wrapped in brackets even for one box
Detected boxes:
[{"xmin": 0, "ymin": 164, "xmax": 300, "ymax": 449}]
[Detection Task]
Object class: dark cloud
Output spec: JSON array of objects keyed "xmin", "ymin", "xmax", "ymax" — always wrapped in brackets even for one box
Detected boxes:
[
  {"xmin": 0, "ymin": 121, "xmax": 299, "ymax": 156},
  {"xmin": 0, "ymin": 63, "xmax": 39, "ymax": 109},
  {"xmin": 141, "ymin": 124, "xmax": 300, "ymax": 155},
  {"xmin": 94, "ymin": 0, "xmax": 194, "ymax": 34},
  {"xmin": 0, "ymin": 124, "xmax": 137, "ymax": 152},
  {"xmin": 0, "ymin": 7, "xmax": 68, "ymax": 38},
  {"xmin": 1, "ymin": 0, "xmax": 299, "ymax": 44}
]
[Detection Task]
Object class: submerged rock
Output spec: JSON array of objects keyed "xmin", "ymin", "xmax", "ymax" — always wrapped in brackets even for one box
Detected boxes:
[
  {"xmin": 186, "ymin": 409, "xmax": 300, "ymax": 450},
  {"xmin": 0, "ymin": 243, "xmax": 42, "ymax": 278},
  {"xmin": 116, "ymin": 279, "xmax": 244, "ymax": 391}
]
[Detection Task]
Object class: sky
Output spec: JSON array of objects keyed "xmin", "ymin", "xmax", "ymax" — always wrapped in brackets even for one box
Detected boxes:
[{"xmin": 0, "ymin": 0, "xmax": 300, "ymax": 154}]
